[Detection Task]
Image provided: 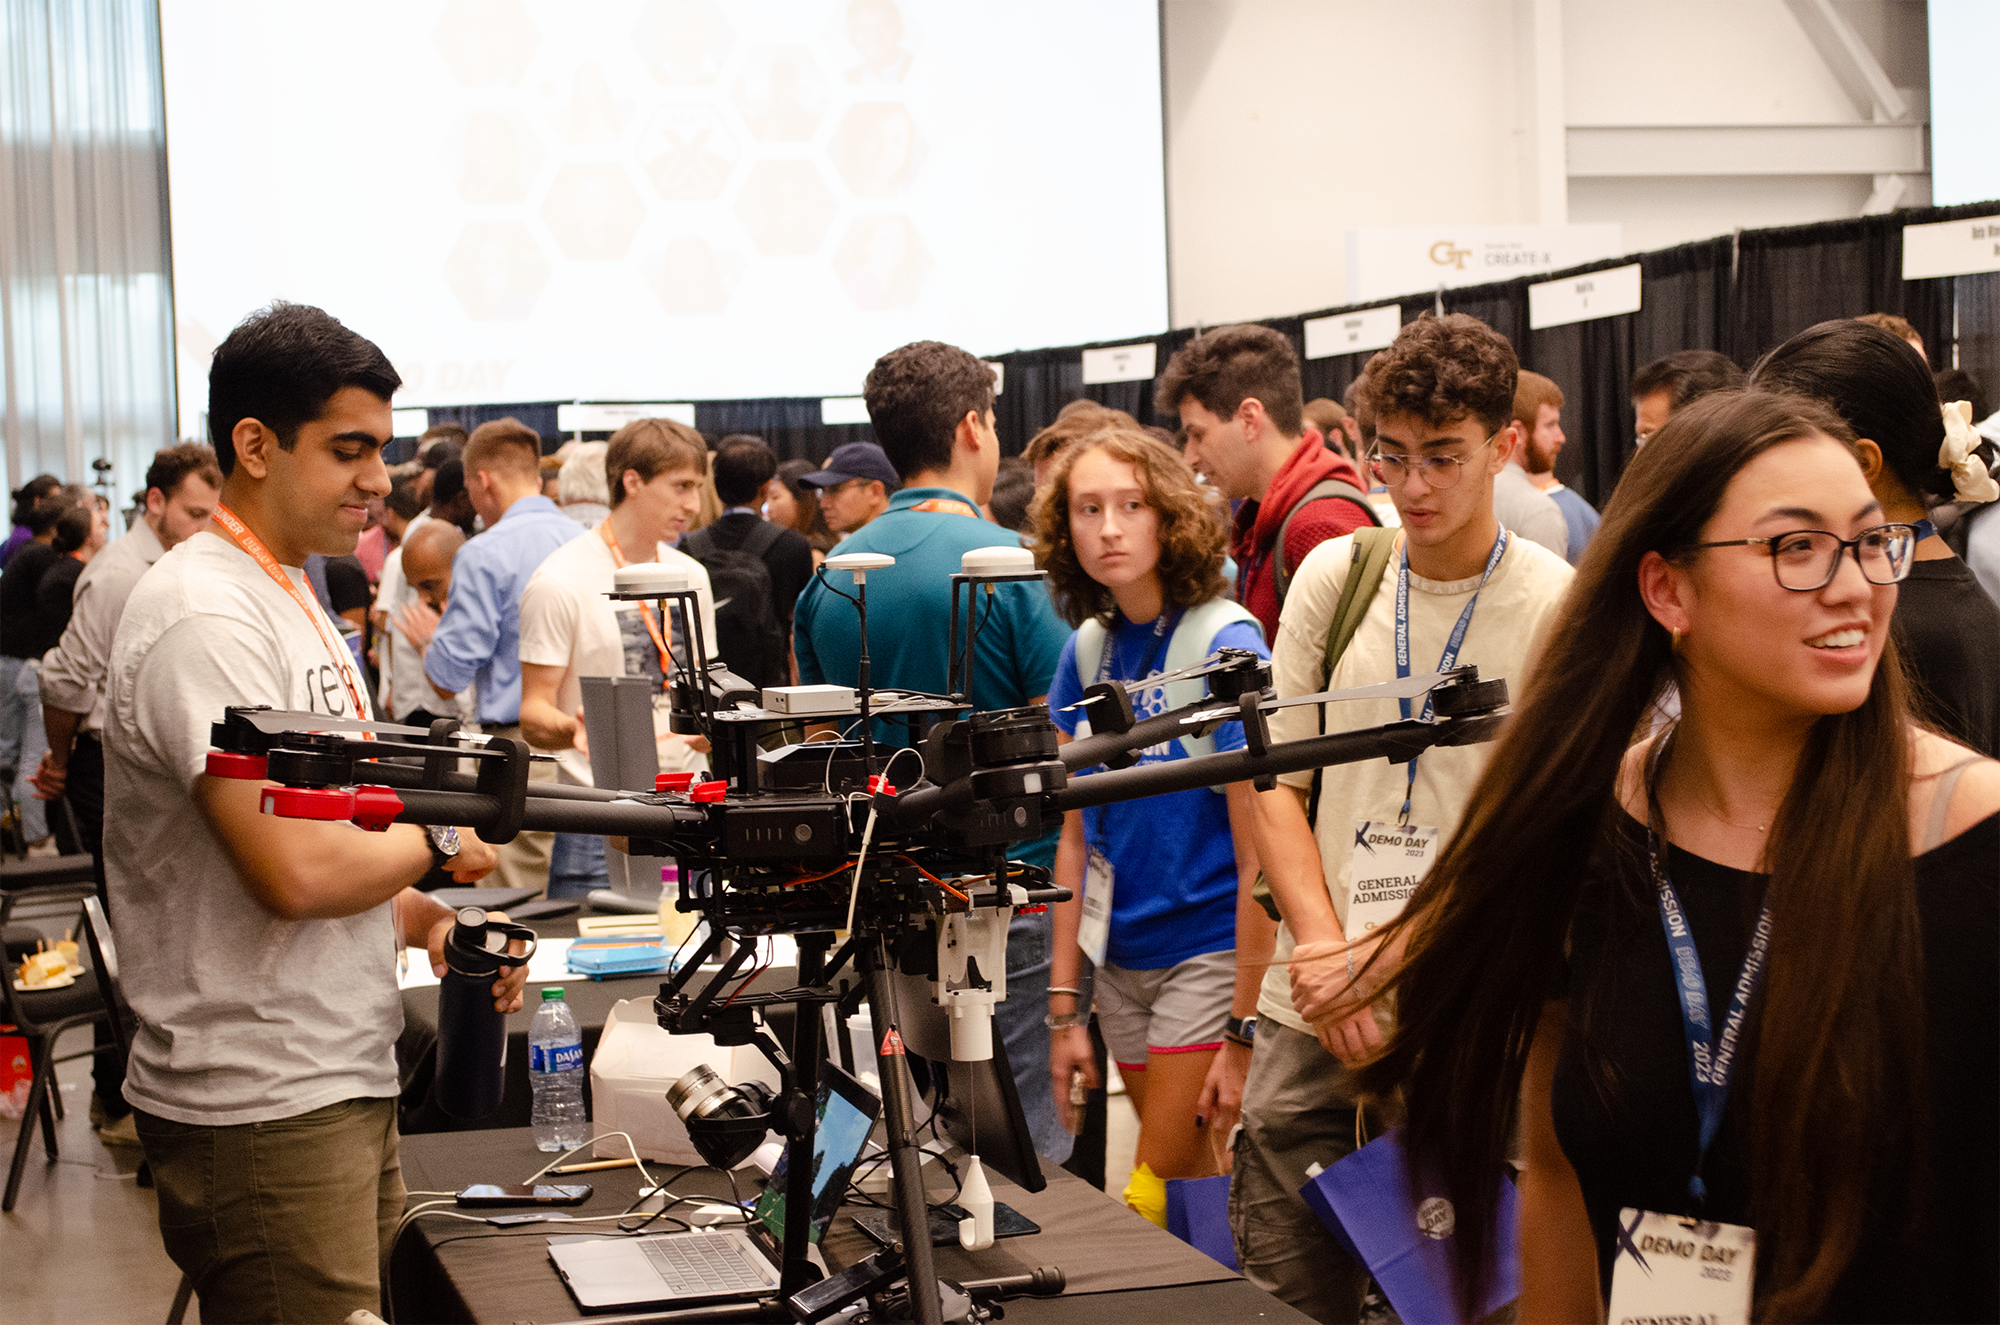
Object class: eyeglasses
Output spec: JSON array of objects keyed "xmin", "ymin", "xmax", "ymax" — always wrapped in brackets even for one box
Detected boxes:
[
  {"xmin": 1685, "ymin": 523, "xmax": 1919, "ymax": 592},
  {"xmin": 817, "ymin": 478, "xmax": 870, "ymax": 499},
  {"xmin": 1367, "ymin": 429, "xmax": 1502, "ymax": 490}
]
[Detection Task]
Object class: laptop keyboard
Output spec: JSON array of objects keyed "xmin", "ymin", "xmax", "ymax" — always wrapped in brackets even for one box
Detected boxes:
[{"xmin": 640, "ymin": 1234, "xmax": 775, "ymax": 1293}]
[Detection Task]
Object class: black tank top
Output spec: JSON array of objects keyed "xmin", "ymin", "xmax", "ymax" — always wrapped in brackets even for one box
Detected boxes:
[{"xmin": 1550, "ymin": 810, "xmax": 1999, "ymax": 1322}]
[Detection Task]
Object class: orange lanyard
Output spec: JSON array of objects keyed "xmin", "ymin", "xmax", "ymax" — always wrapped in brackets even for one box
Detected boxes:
[
  {"xmin": 599, "ymin": 522, "xmax": 674, "ymax": 680},
  {"xmin": 910, "ymin": 497, "xmax": 980, "ymax": 518},
  {"xmin": 210, "ymin": 503, "xmax": 369, "ymax": 722}
]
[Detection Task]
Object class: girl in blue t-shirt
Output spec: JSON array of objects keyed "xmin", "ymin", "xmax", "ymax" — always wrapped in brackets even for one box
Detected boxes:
[{"xmin": 1033, "ymin": 428, "xmax": 1273, "ymax": 1225}]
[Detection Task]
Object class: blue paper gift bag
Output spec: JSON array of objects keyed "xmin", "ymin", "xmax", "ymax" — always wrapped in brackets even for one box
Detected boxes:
[
  {"xmin": 1165, "ymin": 1173, "xmax": 1238, "ymax": 1270},
  {"xmin": 1299, "ymin": 1127, "xmax": 1518, "ymax": 1324}
]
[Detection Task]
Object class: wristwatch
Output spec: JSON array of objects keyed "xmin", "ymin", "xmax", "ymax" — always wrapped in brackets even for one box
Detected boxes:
[
  {"xmin": 426, "ymin": 824, "xmax": 462, "ymax": 873},
  {"xmin": 1224, "ymin": 1015, "xmax": 1257, "ymax": 1047}
]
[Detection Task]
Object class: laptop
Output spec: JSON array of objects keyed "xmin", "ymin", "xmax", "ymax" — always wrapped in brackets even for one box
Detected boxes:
[{"xmin": 548, "ymin": 1065, "xmax": 882, "ymax": 1312}]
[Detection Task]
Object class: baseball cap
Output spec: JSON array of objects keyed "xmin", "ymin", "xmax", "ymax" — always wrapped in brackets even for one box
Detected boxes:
[{"xmin": 802, "ymin": 442, "xmax": 900, "ymax": 491}]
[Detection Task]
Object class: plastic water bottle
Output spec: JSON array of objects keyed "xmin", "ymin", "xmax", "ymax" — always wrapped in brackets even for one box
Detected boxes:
[{"xmin": 529, "ymin": 988, "xmax": 589, "ymax": 1152}]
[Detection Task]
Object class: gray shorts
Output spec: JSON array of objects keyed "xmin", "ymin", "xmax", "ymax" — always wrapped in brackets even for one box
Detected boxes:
[{"xmin": 1094, "ymin": 948, "xmax": 1235, "ymax": 1072}]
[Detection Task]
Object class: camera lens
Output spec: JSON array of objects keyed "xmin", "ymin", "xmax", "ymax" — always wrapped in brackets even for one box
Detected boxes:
[{"xmin": 666, "ymin": 1063, "xmax": 749, "ymax": 1122}]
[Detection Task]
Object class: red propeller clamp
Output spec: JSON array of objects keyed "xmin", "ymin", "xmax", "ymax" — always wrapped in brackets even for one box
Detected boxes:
[
  {"xmin": 656, "ymin": 772, "xmax": 698, "ymax": 793},
  {"xmin": 206, "ymin": 752, "xmax": 269, "ymax": 780},
  {"xmin": 259, "ymin": 784, "xmax": 404, "ymax": 831},
  {"xmin": 690, "ymin": 779, "xmax": 729, "ymax": 803}
]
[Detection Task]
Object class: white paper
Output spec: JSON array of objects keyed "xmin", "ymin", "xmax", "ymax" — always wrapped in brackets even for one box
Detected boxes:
[
  {"xmin": 1303, "ymin": 305, "xmax": 1403, "ymax": 360},
  {"xmin": 555, "ymin": 402, "xmax": 696, "ymax": 432},
  {"xmin": 1527, "ymin": 263, "xmax": 1643, "ymax": 330},
  {"xmin": 1901, "ymin": 213, "xmax": 2000, "ymax": 280},
  {"xmin": 819, "ymin": 396, "xmax": 871, "ymax": 426},
  {"xmin": 1345, "ymin": 820, "xmax": 1438, "ymax": 942},
  {"xmin": 1080, "ymin": 342, "xmax": 1157, "ymax": 385},
  {"xmin": 1607, "ymin": 1209, "xmax": 1755, "ymax": 1325},
  {"xmin": 1079, "ymin": 846, "xmax": 1114, "ymax": 967}
]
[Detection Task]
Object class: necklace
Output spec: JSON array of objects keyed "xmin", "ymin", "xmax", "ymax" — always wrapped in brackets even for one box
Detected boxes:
[
  {"xmin": 1693, "ymin": 796, "xmax": 1769, "ymax": 833},
  {"xmin": 1660, "ymin": 728, "xmax": 1774, "ymax": 832}
]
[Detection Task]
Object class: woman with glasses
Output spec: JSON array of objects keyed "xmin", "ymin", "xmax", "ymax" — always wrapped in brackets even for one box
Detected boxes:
[
  {"xmin": 1750, "ymin": 318, "xmax": 2000, "ymax": 756},
  {"xmin": 1341, "ymin": 390, "xmax": 1997, "ymax": 1323}
]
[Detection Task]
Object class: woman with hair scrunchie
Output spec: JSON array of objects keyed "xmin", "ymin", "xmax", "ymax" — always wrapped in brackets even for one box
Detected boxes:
[
  {"xmin": 1338, "ymin": 389, "xmax": 1997, "ymax": 1323},
  {"xmin": 1750, "ymin": 318, "xmax": 2000, "ymax": 756}
]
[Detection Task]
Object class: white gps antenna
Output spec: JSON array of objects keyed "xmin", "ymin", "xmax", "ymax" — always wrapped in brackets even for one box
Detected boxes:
[
  {"xmin": 611, "ymin": 562, "xmax": 690, "ymax": 596},
  {"xmin": 823, "ymin": 551, "xmax": 895, "ymax": 582},
  {"xmin": 819, "ymin": 553, "xmax": 896, "ymax": 779}
]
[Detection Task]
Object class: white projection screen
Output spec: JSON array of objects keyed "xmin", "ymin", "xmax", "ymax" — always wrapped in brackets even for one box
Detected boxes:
[
  {"xmin": 161, "ymin": 0, "xmax": 1167, "ymax": 436},
  {"xmin": 1929, "ymin": 0, "xmax": 2000, "ymax": 208}
]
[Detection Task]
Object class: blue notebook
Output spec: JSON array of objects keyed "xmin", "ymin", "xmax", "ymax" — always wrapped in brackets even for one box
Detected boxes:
[{"xmin": 1299, "ymin": 1127, "xmax": 1519, "ymax": 1324}]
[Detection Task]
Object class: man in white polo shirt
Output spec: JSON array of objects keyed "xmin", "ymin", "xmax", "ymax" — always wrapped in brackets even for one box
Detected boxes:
[{"xmin": 517, "ymin": 418, "xmax": 717, "ymax": 897}]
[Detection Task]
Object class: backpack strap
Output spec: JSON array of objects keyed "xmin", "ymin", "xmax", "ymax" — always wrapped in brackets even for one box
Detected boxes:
[
  {"xmin": 1305, "ymin": 526, "xmax": 1398, "ymax": 827},
  {"xmin": 1161, "ymin": 598, "xmax": 1262, "ymax": 763},
  {"xmin": 1067, "ymin": 600, "xmax": 1260, "ymax": 752},
  {"xmin": 1274, "ymin": 478, "xmax": 1382, "ymax": 607},
  {"xmin": 737, "ymin": 519, "xmax": 785, "ymax": 559},
  {"xmin": 1069, "ymin": 619, "xmax": 1110, "ymax": 737}
]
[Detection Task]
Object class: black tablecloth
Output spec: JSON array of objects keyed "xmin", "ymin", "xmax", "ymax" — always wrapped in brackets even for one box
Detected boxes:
[
  {"xmin": 389, "ymin": 1128, "xmax": 1312, "ymax": 1324},
  {"xmin": 397, "ymin": 920, "xmax": 795, "ymax": 1134}
]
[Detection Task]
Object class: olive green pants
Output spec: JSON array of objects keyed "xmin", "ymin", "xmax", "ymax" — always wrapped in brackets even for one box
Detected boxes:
[{"xmin": 136, "ymin": 1096, "xmax": 405, "ymax": 1324}]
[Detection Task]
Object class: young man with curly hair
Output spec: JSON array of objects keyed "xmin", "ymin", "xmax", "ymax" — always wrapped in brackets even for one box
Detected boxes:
[
  {"xmin": 792, "ymin": 339, "xmax": 1076, "ymax": 1164},
  {"xmin": 1232, "ymin": 315, "xmax": 1573, "ymax": 1322},
  {"xmin": 1033, "ymin": 428, "xmax": 1273, "ymax": 1226},
  {"xmin": 1157, "ymin": 323, "xmax": 1377, "ymax": 644}
]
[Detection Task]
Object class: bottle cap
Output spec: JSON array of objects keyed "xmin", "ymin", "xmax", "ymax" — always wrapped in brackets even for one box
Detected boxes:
[{"xmin": 542, "ymin": 987, "xmax": 564, "ymax": 1000}]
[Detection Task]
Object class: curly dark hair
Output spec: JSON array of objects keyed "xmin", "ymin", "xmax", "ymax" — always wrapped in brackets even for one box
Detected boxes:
[
  {"xmin": 1029, "ymin": 429, "xmax": 1228, "ymax": 627},
  {"xmin": 1153, "ymin": 323, "xmax": 1304, "ymax": 436},
  {"xmin": 1355, "ymin": 314, "xmax": 1517, "ymax": 438},
  {"xmin": 861, "ymin": 341, "xmax": 996, "ymax": 480}
]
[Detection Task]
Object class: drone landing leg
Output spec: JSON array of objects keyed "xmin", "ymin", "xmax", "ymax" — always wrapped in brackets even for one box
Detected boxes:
[
  {"xmin": 779, "ymin": 933, "xmax": 832, "ymax": 1298},
  {"xmin": 861, "ymin": 941, "xmax": 944, "ymax": 1325}
]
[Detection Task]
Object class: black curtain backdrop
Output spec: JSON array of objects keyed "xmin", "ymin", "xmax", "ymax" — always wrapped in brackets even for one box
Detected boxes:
[{"xmin": 401, "ymin": 202, "xmax": 1999, "ymax": 506}]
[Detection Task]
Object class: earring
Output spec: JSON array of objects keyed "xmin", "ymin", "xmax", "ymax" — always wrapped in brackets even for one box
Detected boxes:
[{"xmin": 1670, "ymin": 626, "xmax": 1683, "ymax": 650}]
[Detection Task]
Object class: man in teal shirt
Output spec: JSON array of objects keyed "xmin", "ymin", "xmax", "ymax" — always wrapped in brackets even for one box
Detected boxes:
[{"xmin": 794, "ymin": 340, "xmax": 1073, "ymax": 1161}]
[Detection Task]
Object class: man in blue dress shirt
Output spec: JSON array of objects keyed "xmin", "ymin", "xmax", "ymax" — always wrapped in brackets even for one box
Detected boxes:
[
  {"xmin": 794, "ymin": 341, "xmax": 1075, "ymax": 1162},
  {"xmin": 426, "ymin": 417, "xmax": 581, "ymax": 893}
]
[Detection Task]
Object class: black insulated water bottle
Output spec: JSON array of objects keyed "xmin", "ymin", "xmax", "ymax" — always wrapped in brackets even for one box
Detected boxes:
[{"xmin": 434, "ymin": 906, "xmax": 537, "ymax": 1120}]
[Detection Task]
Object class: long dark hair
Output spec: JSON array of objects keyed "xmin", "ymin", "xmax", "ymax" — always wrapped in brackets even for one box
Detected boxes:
[
  {"xmin": 1354, "ymin": 390, "xmax": 1926, "ymax": 1321},
  {"xmin": 1749, "ymin": 319, "xmax": 1953, "ymax": 503}
]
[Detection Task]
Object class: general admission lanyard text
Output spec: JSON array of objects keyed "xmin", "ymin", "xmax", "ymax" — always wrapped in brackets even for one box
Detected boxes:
[
  {"xmin": 1392, "ymin": 529, "xmax": 1506, "ymax": 823},
  {"xmin": 210, "ymin": 503, "xmax": 368, "ymax": 721},
  {"xmin": 1644, "ymin": 735, "xmax": 1774, "ymax": 1205}
]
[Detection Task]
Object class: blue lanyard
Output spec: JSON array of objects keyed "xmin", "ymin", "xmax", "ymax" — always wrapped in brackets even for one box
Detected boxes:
[
  {"xmin": 1392, "ymin": 530, "xmax": 1507, "ymax": 822},
  {"xmin": 1644, "ymin": 740, "xmax": 1773, "ymax": 1206}
]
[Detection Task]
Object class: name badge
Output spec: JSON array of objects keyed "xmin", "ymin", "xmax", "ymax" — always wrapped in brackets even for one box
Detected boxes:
[
  {"xmin": 1346, "ymin": 820, "xmax": 1438, "ymax": 942},
  {"xmin": 1078, "ymin": 845, "xmax": 1114, "ymax": 968},
  {"xmin": 1607, "ymin": 1208, "xmax": 1755, "ymax": 1325}
]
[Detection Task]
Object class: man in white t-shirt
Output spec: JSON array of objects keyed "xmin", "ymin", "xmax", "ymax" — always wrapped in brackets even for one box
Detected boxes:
[
  {"xmin": 518, "ymin": 418, "xmax": 717, "ymax": 897},
  {"xmin": 1232, "ymin": 315, "xmax": 1574, "ymax": 1322},
  {"xmin": 104, "ymin": 303, "xmax": 525, "ymax": 1323}
]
